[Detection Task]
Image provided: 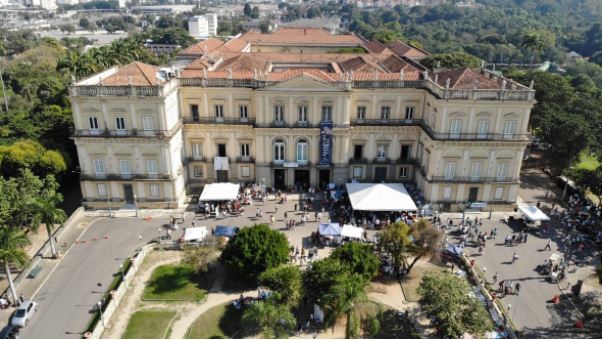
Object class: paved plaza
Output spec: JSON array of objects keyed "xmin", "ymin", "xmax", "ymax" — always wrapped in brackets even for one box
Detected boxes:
[{"xmin": 4, "ymin": 170, "xmax": 599, "ymax": 338}]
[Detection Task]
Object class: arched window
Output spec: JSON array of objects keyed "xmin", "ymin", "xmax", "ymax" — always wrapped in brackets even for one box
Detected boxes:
[
  {"xmin": 274, "ymin": 139, "xmax": 285, "ymax": 162},
  {"xmin": 296, "ymin": 139, "xmax": 308, "ymax": 164}
]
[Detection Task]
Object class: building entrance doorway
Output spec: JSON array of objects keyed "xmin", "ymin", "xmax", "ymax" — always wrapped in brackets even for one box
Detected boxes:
[
  {"xmin": 319, "ymin": 169, "xmax": 330, "ymax": 189},
  {"xmin": 274, "ymin": 169, "xmax": 286, "ymax": 189},
  {"xmin": 123, "ymin": 184, "xmax": 134, "ymax": 204},
  {"xmin": 294, "ymin": 170, "xmax": 310, "ymax": 191},
  {"xmin": 216, "ymin": 170, "xmax": 228, "ymax": 182},
  {"xmin": 375, "ymin": 167, "xmax": 387, "ymax": 182},
  {"xmin": 468, "ymin": 187, "xmax": 479, "ymax": 202}
]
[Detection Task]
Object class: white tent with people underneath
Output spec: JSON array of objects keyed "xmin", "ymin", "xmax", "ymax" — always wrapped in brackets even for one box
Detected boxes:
[
  {"xmin": 517, "ymin": 204, "xmax": 550, "ymax": 227},
  {"xmin": 341, "ymin": 224, "xmax": 364, "ymax": 240},
  {"xmin": 199, "ymin": 183, "xmax": 240, "ymax": 201},
  {"xmin": 345, "ymin": 183, "xmax": 418, "ymax": 212}
]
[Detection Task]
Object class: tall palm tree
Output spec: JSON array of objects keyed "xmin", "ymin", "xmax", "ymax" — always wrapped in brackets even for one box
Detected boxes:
[
  {"xmin": 521, "ymin": 32, "xmax": 548, "ymax": 64},
  {"xmin": 241, "ymin": 301, "xmax": 296, "ymax": 338},
  {"xmin": 323, "ymin": 274, "xmax": 368, "ymax": 338},
  {"xmin": 29, "ymin": 185, "xmax": 66, "ymax": 259},
  {"xmin": 0, "ymin": 227, "xmax": 30, "ymax": 306},
  {"xmin": 57, "ymin": 50, "xmax": 81, "ymax": 79}
]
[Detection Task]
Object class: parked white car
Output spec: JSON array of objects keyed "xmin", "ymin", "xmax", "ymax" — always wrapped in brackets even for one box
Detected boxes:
[{"xmin": 11, "ymin": 301, "xmax": 38, "ymax": 328}]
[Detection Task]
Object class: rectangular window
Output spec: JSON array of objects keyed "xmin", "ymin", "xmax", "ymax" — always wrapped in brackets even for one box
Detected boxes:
[
  {"xmin": 503, "ymin": 120, "xmax": 517, "ymax": 139},
  {"xmin": 496, "ymin": 163, "xmax": 509, "ymax": 180},
  {"xmin": 298, "ymin": 106, "xmax": 308, "ymax": 122},
  {"xmin": 274, "ymin": 142, "xmax": 285, "ymax": 162},
  {"xmin": 190, "ymin": 104, "xmax": 199, "ymax": 121},
  {"xmin": 115, "ymin": 117, "xmax": 126, "ymax": 130},
  {"xmin": 357, "ymin": 106, "xmax": 366, "ymax": 120},
  {"xmin": 192, "ymin": 143, "xmax": 203, "ymax": 160},
  {"xmin": 470, "ymin": 163, "xmax": 482, "ymax": 180},
  {"xmin": 494, "ymin": 187, "xmax": 504, "ymax": 200},
  {"xmin": 89, "ymin": 116, "xmax": 99, "ymax": 130},
  {"xmin": 214, "ymin": 104, "xmax": 224, "ymax": 119},
  {"xmin": 240, "ymin": 143, "xmax": 250, "ymax": 157},
  {"xmin": 404, "ymin": 106, "xmax": 415, "ymax": 120},
  {"xmin": 399, "ymin": 167, "xmax": 408, "ymax": 178},
  {"xmin": 477, "ymin": 119, "xmax": 489, "ymax": 138},
  {"xmin": 444, "ymin": 163, "xmax": 456, "ymax": 179},
  {"xmin": 193, "ymin": 166, "xmax": 204, "ymax": 177},
  {"xmin": 353, "ymin": 167, "xmax": 363, "ymax": 178},
  {"xmin": 443, "ymin": 186, "xmax": 452, "ymax": 199},
  {"xmin": 274, "ymin": 105, "xmax": 284, "ymax": 124},
  {"xmin": 93, "ymin": 159, "xmax": 105, "ymax": 176},
  {"xmin": 146, "ymin": 159, "xmax": 158, "ymax": 175},
  {"xmin": 241, "ymin": 166, "xmax": 251, "ymax": 177},
  {"xmin": 400, "ymin": 145, "xmax": 410, "ymax": 160},
  {"xmin": 142, "ymin": 116, "xmax": 154, "ymax": 131},
  {"xmin": 449, "ymin": 119, "xmax": 462, "ymax": 138},
  {"xmin": 239, "ymin": 105, "xmax": 248, "ymax": 119},
  {"xmin": 377, "ymin": 144, "xmax": 388, "ymax": 159},
  {"xmin": 119, "ymin": 159, "xmax": 131, "ymax": 175},
  {"xmin": 353, "ymin": 145, "xmax": 363, "ymax": 160},
  {"xmin": 296, "ymin": 142, "xmax": 308, "ymax": 163},
  {"xmin": 380, "ymin": 106, "xmax": 390, "ymax": 120},
  {"xmin": 97, "ymin": 183, "xmax": 107, "ymax": 197},
  {"xmin": 217, "ymin": 144, "xmax": 226, "ymax": 157},
  {"xmin": 321, "ymin": 106, "xmax": 332, "ymax": 122},
  {"xmin": 149, "ymin": 184, "xmax": 160, "ymax": 198}
]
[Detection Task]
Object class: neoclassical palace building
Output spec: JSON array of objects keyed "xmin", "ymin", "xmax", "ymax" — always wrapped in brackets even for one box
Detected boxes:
[{"xmin": 69, "ymin": 28, "xmax": 535, "ymax": 209}]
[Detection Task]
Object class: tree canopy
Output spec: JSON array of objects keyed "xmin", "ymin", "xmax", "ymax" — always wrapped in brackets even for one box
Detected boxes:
[
  {"xmin": 422, "ymin": 52, "xmax": 483, "ymax": 69},
  {"xmin": 221, "ymin": 224, "xmax": 289, "ymax": 283},
  {"xmin": 330, "ymin": 243, "xmax": 380, "ymax": 282},
  {"xmin": 258, "ymin": 265, "xmax": 302, "ymax": 309},
  {"xmin": 418, "ymin": 272, "xmax": 493, "ymax": 338}
]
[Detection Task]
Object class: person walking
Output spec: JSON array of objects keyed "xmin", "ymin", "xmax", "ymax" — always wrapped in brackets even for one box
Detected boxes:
[
  {"xmin": 523, "ymin": 232, "xmax": 528, "ymax": 243},
  {"xmin": 493, "ymin": 272, "xmax": 499, "ymax": 284},
  {"xmin": 512, "ymin": 252, "xmax": 519, "ymax": 264},
  {"xmin": 19, "ymin": 294, "xmax": 24, "ymax": 304},
  {"xmin": 515, "ymin": 282, "xmax": 521, "ymax": 295},
  {"xmin": 544, "ymin": 239, "xmax": 552, "ymax": 251},
  {"xmin": 270, "ymin": 214, "xmax": 275, "ymax": 225}
]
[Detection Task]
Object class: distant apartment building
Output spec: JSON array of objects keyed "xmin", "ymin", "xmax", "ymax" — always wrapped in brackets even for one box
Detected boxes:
[
  {"xmin": 188, "ymin": 14, "xmax": 218, "ymax": 39},
  {"xmin": 29, "ymin": 0, "xmax": 58, "ymax": 10},
  {"xmin": 69, "ymin": 28, "xmax": 535, "ymax": 210},
  {"xmin": 57, "ymin": 0, "xmax": 79, "ymax": 5}
]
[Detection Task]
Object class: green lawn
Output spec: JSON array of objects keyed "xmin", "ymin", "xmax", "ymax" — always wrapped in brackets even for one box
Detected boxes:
[
  {"xmin": 122, "ymin": 310, "xmax": 177, "ymax": 339},
  {"xmin": 142, "ymin": 264, "xmax": 207, "ymax": 301},
  {"xmin": 186, "ymin": 302, "xmax": 242, "ymax": 339},
  {"xmin": 576, "ymin": 152, "xmax": 600, "ymax": 171}
]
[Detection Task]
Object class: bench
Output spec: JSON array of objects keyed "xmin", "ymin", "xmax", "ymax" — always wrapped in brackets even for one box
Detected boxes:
[{"xmin": 28, "ymin": 266, "xmax": 42, "ymax": 279}]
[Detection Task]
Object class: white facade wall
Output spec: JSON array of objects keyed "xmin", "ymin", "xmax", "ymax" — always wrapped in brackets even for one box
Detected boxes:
[{"xmin": 188, "ymin": 16, "xmax": 209, "ymax": 38}]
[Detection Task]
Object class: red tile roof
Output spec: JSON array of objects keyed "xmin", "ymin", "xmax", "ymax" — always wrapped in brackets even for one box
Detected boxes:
[
  {"xmin": 385, "ymin": 41, "xmax": 429, "ymax": 59},
  {"xmin": 177, "ymin": 38, "xmax": 224, "ymax": 57},
  {"xmin": 431, "ymin": 68, "xmax": 505, "ymax": 90},
  {"xmin": 102, "ymin": 62, "xmax": 161, "ymax": 86}
]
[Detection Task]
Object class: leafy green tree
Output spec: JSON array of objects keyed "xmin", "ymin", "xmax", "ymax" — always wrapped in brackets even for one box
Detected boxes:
[
  {"xmin": 372, "ymin": 29, "xmax": 403, "ymax": 43},
  {"xmin": 221, "ymin": 224, "xmax": 289, "ymax": 283},
  {"xmin": 244, "ymin": 3, "xmax": 252, "ymax": 17},
  {"xmin": 379, "ymin": 220, "xmax": 442, "ymax": 276},
  {"xmin": 241, "ymin": 301, "xmax": 296, "ymax": 338},
  {"xmin": 421, "ymin": 52, "xmax": 482, "ymax": 69},
  {"xmin": 182, "ymin": 245, "xmax": 218, "ymax": 274},
  {"xmin": 322, "ymin": 273, "xmax": 368, "ymax": 337},
  {"xmin": 0, "ymin": 170, "xmax": 44, "ymax": 230},
  {"xmin": 29, "ymin": 177, "xmax": 66, "ymax": 259},
  {"xmin": 0, "ymin": 227, "xmax": 31, "ymax": 306},
  {"xmin": 0, "ymin": 140, "xmax": 66, "ymax": 179},
  {"xmin": 251, "ymin": 6, "xmax": 260, "ymax": 19},
  {"xmin": 418, "ymin": 272, "xmax": 493, "ymax": 338},
  {"xmin": 330, "ymin": 243, "xmax": 379, "ymax": 282},
  {"xmin": 303, "ymin": 257, "xmax": 350, "ymax": 303},
  {"xmin": 258, "ymin": 265, "xmax": 302, "ymax": 308}
]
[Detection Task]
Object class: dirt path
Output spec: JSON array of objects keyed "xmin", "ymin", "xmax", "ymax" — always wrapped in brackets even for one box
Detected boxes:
[{"xmin": 101, "ymin": 251, "xmax": 182, "ymax": 339}]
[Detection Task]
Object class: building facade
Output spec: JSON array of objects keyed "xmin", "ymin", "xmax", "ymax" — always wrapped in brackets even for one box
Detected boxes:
[
  {"xmin": 188, "ymin": 14, "xmax": 218, "ymax": 39},
  {"xmin": 70, "ymin": 28, "xmax": 535, "ymax": 210}
]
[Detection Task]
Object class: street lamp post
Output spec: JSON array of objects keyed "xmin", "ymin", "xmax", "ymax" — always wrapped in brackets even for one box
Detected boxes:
[
  {"xmin": 134, "ymin": 195, "xmax": 139, "ymax": 217},
  {"xmin": 119, "ymin": 264, "xmax": 124, "ymax": 278},
  {"xmin": 97, "ymin": 301, "xmax": 105, "ymax": 327},
  {"xmin": 138, "ymin": 234, "xmax": 143, "ymax": 251},
  {"xmin": 107, "ymin": 195, "xmax": 112, "ymax": 218},
  {"xmin": 158, "ymin": 228, "xmax": 162, "ymax": 242},
  {"xmin": 97, "ymin": 282, "xmax": 104, "ymax": 304}
]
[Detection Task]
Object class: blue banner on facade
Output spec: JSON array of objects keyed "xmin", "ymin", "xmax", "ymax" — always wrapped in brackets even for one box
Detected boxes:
[{"xmin": 319, "ymin": 122, "xmax": 333, "ymax": 166}]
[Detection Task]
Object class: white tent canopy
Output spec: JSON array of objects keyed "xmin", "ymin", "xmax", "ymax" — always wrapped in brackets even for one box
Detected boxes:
[
  {"xmin": 341, "ymin": 225, "xmax": 363, "ymax": 239},
  {"xmin": 182, "ymin": 226, "xmax": 207, "ymax": 242},
  {"xmin": 345, "ymin": 183, "xmax": 418, "ymax": 211},
  {"xmin": 199, "ymin": 183, "xmax": 240, "ymax": 201},
  {"xmin": 318, "ymin": 223, "xmax": 342, "ymax": 236},
  {"xmin": 518, "ymin": 204, "xmax": 550, "ymax": 221}
]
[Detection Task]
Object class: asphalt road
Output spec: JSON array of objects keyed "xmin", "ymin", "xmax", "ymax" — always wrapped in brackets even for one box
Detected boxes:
[{"xmin": 20, "ymin": 217, "xmax": 169, "ymax": 339}]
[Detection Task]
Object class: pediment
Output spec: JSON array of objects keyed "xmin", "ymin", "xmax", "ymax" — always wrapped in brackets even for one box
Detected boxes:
[{"xmin": 260, "ymin": 75, "xmax": 346, "ymax": 92}]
